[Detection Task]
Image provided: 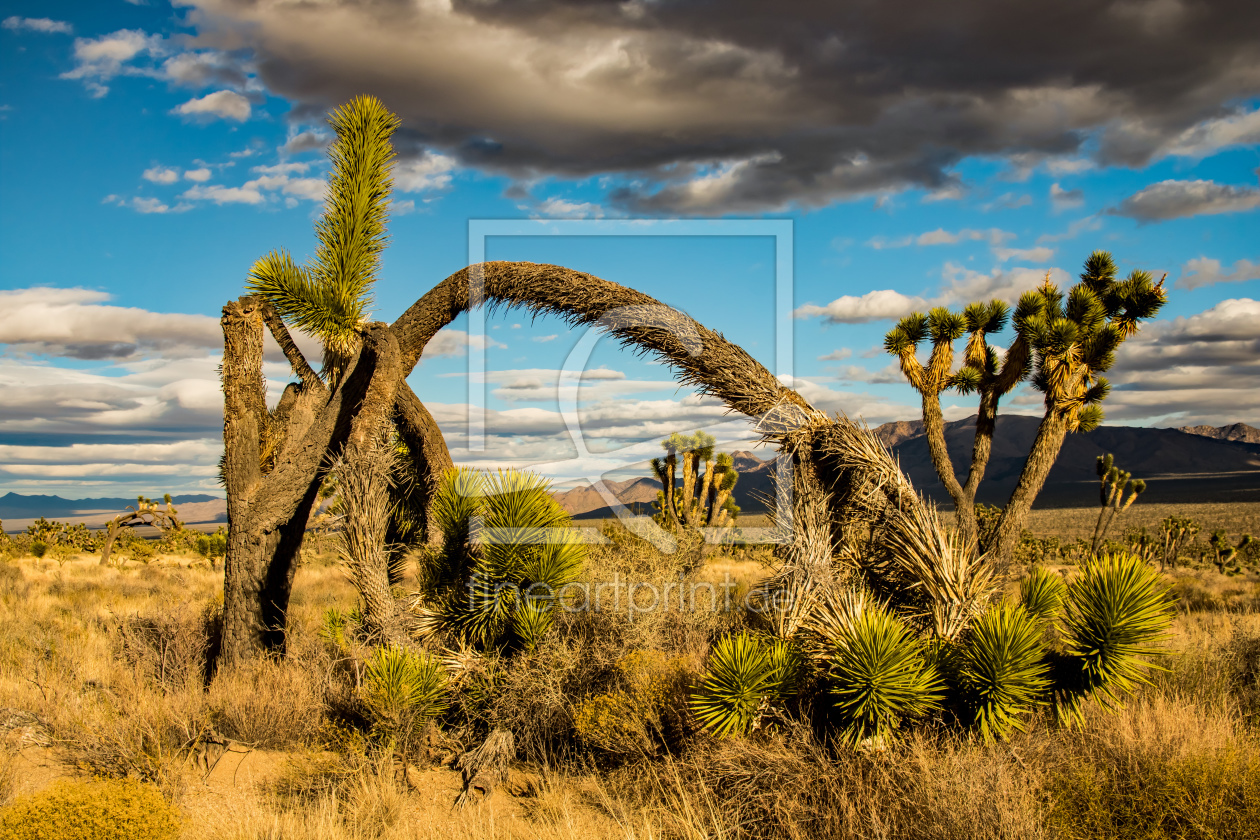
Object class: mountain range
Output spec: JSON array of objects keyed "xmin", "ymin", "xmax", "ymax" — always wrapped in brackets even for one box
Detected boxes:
[
  {"xmin": 4, "ymin": 422, "xmax": 1257, "ymax": 527},
  {"xmin": 552, "ymin": 420, "xmax": 1260, "ymax": 516}
]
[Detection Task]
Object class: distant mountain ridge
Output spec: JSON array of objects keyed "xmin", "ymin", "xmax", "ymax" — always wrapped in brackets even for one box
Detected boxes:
[
  {"xmin": 1175, "ymin": 423, "xmax": 1260, "ymax": 445},
  {"xmin": 557, "ymin": 419, "xmax": 1260, "ymax": 517},
  {"xmin": 0, "ymin": 492, "xmax": 221, "ymax": 520}
]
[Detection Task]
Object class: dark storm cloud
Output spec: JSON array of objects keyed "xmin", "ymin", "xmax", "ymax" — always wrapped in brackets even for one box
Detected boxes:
[{"xmin": 185, "ymin": 0, "xmax": 1260, "ymax": 212}]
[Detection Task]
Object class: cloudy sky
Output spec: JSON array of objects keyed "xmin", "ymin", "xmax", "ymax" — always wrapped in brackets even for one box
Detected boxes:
[{"xmin": 1, "ymin": 0, "xmax": 1258, "ymax": 499}]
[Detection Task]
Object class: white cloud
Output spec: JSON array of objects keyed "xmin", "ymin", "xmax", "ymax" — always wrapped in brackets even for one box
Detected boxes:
[
  {"xmin": 794, "ymin": 290, "xmax": 930, "ymax": 324},
  {"xmin": 1101, "ymin": 298, "xmax": 1260, "ymax": 425},
  {"xmin": 280, "ymin": 178, "xmax": 327, "ymax": 202},
  {"xmin": 531, "ymin": 197, "xmax": 606, "ymax": 219},
  {"xmin": 1036, "ymin": 215, "xmax": 1103, "ymax": 244},
  {"xmin": 3, "ymin": 16, "xmax": 72, "ymax": 34},
  {"xmin": 172, "ymin": 90, "xmax": 252, "ymax": 122},
  {"xmin": 870, "ymin": 228, "xmax": 1013, "ymax": 250},
  {"xmin": 392, "ymin": 199, "xmax": 416, "ymax": 214},
  {"xmin": 828, "ymin": 363, "xmax": 905, "ymax": 385},
  {"xmin": 533, "ymin": 334, "xmax": 559, "ymax": 343},
  {"xmin": 796, "ymin": 263, "xmax": 1069, "ymax": 324},
  {"xmin": 1177, "ymin": 257, "xmax": 1260, "ymax": 291},
  {"xmin": 1164, "ymin": 108, "xmax": 1260, "ymax": 159},
  {"xmin": 992, "ymin": 246, "xmax": 1055, "ymax": 263},
  {"xmin": 183, "ymin": 168, "xmax": 212, "ymax": 182},
  {"xmin": 60, "ymin": 29, "xmax": 163, "ymax": 97},
  {"xmin": 142, "ymin": 166, "xmax": 179, "ymax": 184},
  {"xmin": 104, "ymin": 195, "xmax": 193, "ymax": 214},
  {"xmin": 0, "ymin": 287, "xmax": 219, "ymax": 359},
  {"xmin": 160, "ymin": 51, "xmax": 249, "ymax": 89},
  {"xmin": 180, "ymin": 184, "xmax": 265, "ymax": 205},
  {"xmin": 394, "ymin": 152, "xmax": 457, "ymax": 192},
  {"xmin": 422, "ymin": 329, "xmax": 506, "ymax": 359},
  {"xmin": 818, "ymin": 348, "xmax": 852, "ymax": 361}
]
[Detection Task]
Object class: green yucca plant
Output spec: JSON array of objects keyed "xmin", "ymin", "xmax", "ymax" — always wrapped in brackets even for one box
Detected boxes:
[
  {"xmin": 511, "ymin": 599, "xmax": 555, "ymax": 653},
  {"xmin": 690, "ymin": 632, "xmax": 799, "ymax": 738},
  {"xmin": 362, "ymin": 645, "xmax": 449, "ymax": 749},
  {"xmin": 954, "ymin": 603, "xmax": 1050, "ymax": 742},
  {"xmin": 1054, "ymin": 552, "xmax": 1175, "ymax": 726},
  {"xmin": 821, "ymin": 600, "xmax": 943, "ymax": 746},
  {"xmin": 1019, "ymin": 566, "xmax": 1067, "ymax": 624},
  {"xmin": 421, "ymin": 467, "xmax": 585, "ymax": 650}
]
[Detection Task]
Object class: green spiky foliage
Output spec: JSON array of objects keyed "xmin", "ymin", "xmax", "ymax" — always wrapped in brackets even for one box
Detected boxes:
[
  {"xmin": 1024, "ymin": 255, "xmax": 1165, "ymax": 434},
  {"xmin": 246, "ymin": 95, "xmax": 400, "ymax": 381},
  {"xmin": 421, "ymin": 468, "xmax": 585, "ymax": 650},
  {"xmin": 1054, "ymin": 553, "xmax": 1175, "ymax": 727},
  {"xmin": 690, "ymin": 633, "xmax": 803, "ymax": 738},
  {"xmin": 1090, "ymin": 453, "xmax": 1146, "ymax": 555},
  {"xmin": 651, "ymin": 431, "xmax": 741, "ymax": 531},
  {"xmin": 362, "ymin": 644, "xmax": 449, "ymax": 751},
  {"xmin": 1019, "ymin": 566, "xmax": 1067, "ymax": 624},
  {"xmin": 817, "ymin": 599, "xmax": 943, "ymax": 746},
  {"xmin": 954, "ymin": 603, "xmax": 1050, "ymax": 742}
]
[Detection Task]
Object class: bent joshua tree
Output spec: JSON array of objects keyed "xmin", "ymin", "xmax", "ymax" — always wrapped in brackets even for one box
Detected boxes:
[{"xmin": 221, "ymin": 258, "xmax": 996, "ymax": 662}]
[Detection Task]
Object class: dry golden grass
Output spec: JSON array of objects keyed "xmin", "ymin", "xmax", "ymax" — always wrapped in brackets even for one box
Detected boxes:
[{"xmin": 1, "ymin": 534, "xmax": 1259, "ymax": 839}]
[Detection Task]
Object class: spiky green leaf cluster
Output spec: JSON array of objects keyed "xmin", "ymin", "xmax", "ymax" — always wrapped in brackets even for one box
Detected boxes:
[
  {"xmin": 1021, "ymin": 252, "xmax": 1165, "ymax": 431},
  {"xmin": 425, "ymin": 467, "xmax": 585, "ymax": 650},
  {"xmin": 955, "ymin": 603, "xmax": 1050, "ymax": 741},
  {"xmin": 246, "ymin": 95, "xmax": 400, "ymax": 376},
  {"xmin": 1019, "ymin": 566, "xmax": 1067, "ymax": 624},
  {"xmin": 1055, "ymin": 552, "xmax": 1175, "ymax": 726},
  {"xmin": 820, "ymin": 600, "xmax": 943, "ymax": 746},
  {"xmin": 362, "ymin": 644, "xmax": 449, "ymax": 733},
  {"xmin": 690, "ymin": 633, "xmax": 802, "ymax": 738}
]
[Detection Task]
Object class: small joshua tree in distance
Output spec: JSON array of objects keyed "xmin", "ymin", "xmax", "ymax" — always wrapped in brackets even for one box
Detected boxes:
[{"xmin": 1091, "ymin": 453, "xmax": 1145, "ymax": 555}]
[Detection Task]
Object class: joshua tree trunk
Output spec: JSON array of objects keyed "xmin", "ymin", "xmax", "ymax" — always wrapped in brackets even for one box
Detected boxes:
[
  {"xmin": 919, "ymin": 391, "xmax": 973, "ymax": 542},
  {"xmin": 219, "ymin": 297, "xmax": 402, "ymax": 662},
  {"xmin": 393, "ymin": 383, "xmax": 456, "ymax": 547},
  {"xmin": 956, "ymin": 390, "xmax": 1000, "ymax": 547},
  {"xmin": 662, "ymin": 453, "xmax": 681, "ymax": 528},
  {"xmin": 680, "ymin": 450, "xmax": 699, "ymax": 525},
  {"xmin": 989, "ymin": 415, "xmax": 1069, "ymax": 569}
]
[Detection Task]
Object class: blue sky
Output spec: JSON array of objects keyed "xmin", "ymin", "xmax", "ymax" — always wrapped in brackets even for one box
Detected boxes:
[{"xmin": 1, "ymin": 1, "xmax": 1259, "ymax": 498}]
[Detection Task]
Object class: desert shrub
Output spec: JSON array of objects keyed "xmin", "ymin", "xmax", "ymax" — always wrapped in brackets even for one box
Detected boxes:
[
  {"xmin": 207, "ymin": 657, "xmax": 325, "ymax": 748},
  {"xmin": 574, "ymin": 650, "xmax": 689, "ymax": 758},
  {"xmin": 422, "ymin": 467, "xmax": 586, "ymax": 650},
  {"xmin": 193, "ymin": 527, "xmax": 227, "ymax": 565},
  {"xmin": 1053, "ymin": 552, "xmax": 1176, "ymax": 725},
  {"xmin": 30, "ymin": 540, "xmax": 48, "ymax": 559},
  {"xmin": 112, "ymin": 609, "xmax": 212, "ymax": 692},
  {"xmin": 360, "ymin": 644, "xmax": 447, "ymax": 758},
  {"xmin": 953, "ymin": 603, "xmax": 1049, "ymax": 742},
  {"xmin": 0, "ymin": 778, "xmax": 180, "ymax": 840},
  {"xmin": 272, "ymin": 748, "xmax": 367, "ymax": 802},
  {"xmin": 1223, "ymin": 627, "xmax": 1260, "ymax": 727}
]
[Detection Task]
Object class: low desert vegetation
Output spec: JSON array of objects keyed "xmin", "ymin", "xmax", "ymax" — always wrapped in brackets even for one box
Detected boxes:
[{"xmin": 0, "ymin": 518, "xmax": 1258, "ymax": 839}]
